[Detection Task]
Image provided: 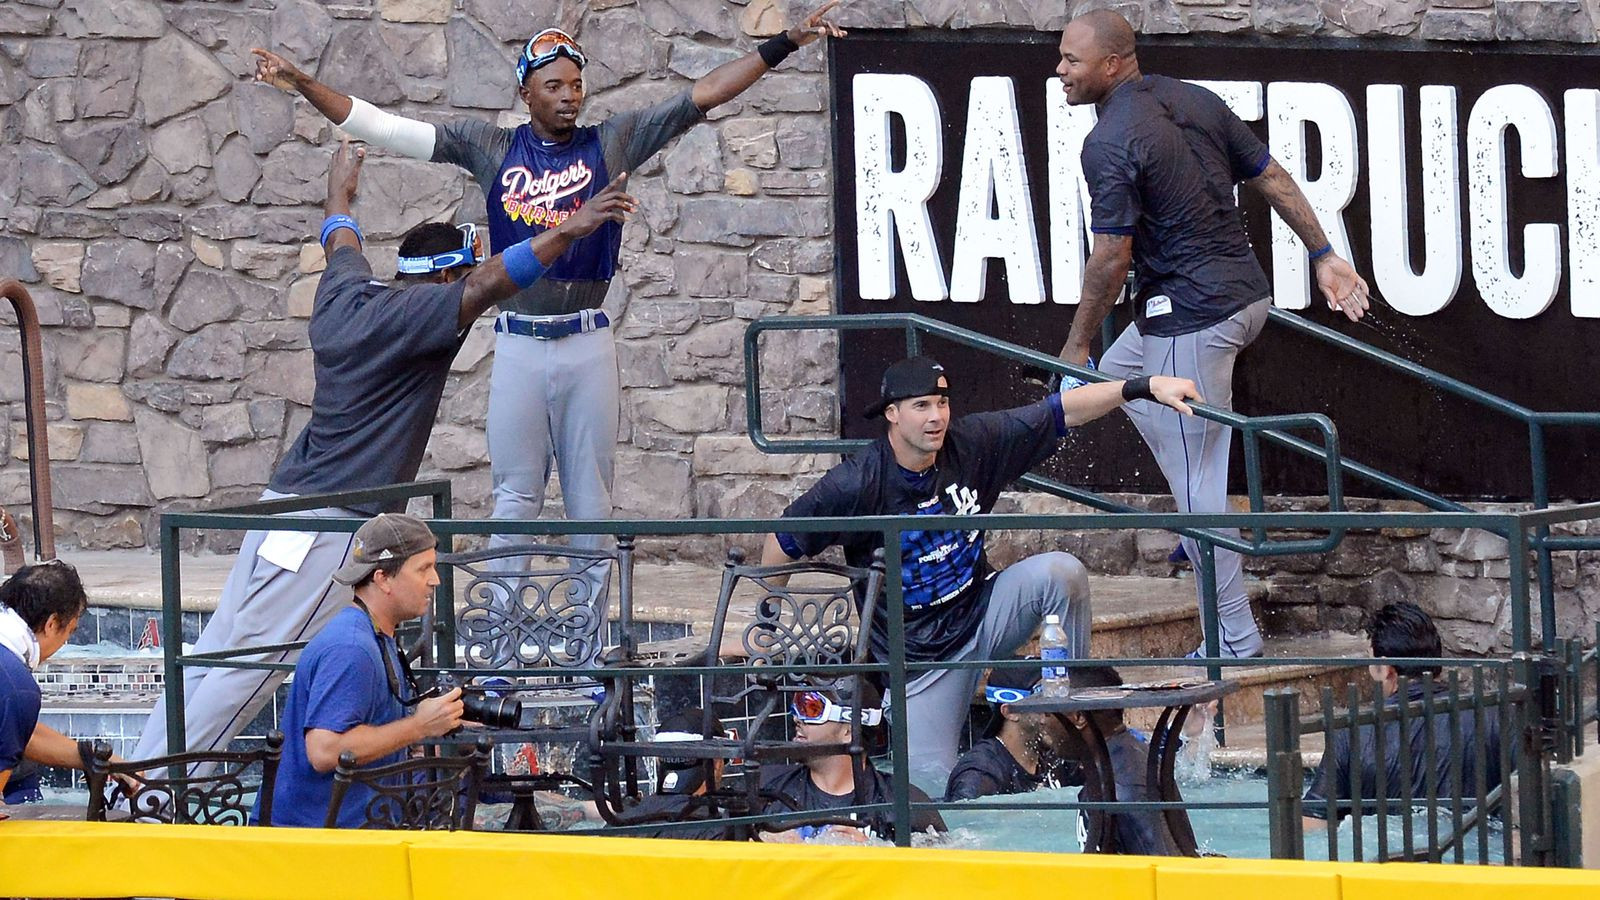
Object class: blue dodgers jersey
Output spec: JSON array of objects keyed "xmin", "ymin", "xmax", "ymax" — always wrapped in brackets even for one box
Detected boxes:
[
  {"xmin": 900, "ymin": 485, "xmax": 985, "ymax": 610},
  {"xmin": 487, "ymin": 124, "xmax": 620, "ymax": 282}
]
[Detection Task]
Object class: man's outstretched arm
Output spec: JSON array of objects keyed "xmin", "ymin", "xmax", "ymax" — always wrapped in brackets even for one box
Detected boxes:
[
  {"xmin": 1245, "ymin": 159, "xmax": 1370, "ymax": 322},
  {"xmin": 253, "ymin": 48, "xmax": 437, "ymax": 160},
  {"xmin": 690, "ymin": 0, "xmax": 846, "ymax": 111},
  {"xmin": 321, "ymin": 139, "xmax": 365, "ymax": 256}
]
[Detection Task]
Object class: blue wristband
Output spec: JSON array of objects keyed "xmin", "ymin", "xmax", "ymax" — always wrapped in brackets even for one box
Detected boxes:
[
  {"xmin": 502, "ymin": 238, "xmax": 547, "ymax": 288},
  {"xmin": 320, "ymin": 214, "xmax": 362, "ymax": 247},
  {"xmin": 1308, "ymin": 243, "xmax": 1333, "ymax": 261}
]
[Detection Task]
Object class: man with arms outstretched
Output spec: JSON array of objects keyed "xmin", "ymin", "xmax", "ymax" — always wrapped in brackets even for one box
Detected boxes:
[
  {"xmin": 251, "ymin": 3, "xmax": 847, "ymax": 572},
  {"xmin": 1055, "ymin": 10, "xmax": 1371, "ymax": 658},
  {"xmin": 134, "ymin": 141, "xmax": 635, "ymax": 761}
]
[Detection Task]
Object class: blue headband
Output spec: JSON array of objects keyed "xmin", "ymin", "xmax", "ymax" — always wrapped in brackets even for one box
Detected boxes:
[{"xmin": 396, "ymin": 223, "xmax": 483, "ymax": 275}]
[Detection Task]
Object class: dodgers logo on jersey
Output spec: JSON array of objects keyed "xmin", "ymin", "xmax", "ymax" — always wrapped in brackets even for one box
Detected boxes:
[{"xmin": 500, "ymin": 160, "xmax": 594, "ymax": 228}]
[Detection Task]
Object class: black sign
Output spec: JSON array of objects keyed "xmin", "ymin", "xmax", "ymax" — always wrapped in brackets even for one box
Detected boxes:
[{"xmin": 829, "ymin": 31, "xmax": 1600, "ymax": 502}]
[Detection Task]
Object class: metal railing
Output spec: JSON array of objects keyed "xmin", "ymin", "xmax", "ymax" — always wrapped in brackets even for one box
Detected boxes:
[
  {"xmin": 1, "ymin": 280, "xmax": 55, "ymax": 560},
  {"xmin": 156, "ymin": 483, "xmax": 1599, "ymax": 859}
]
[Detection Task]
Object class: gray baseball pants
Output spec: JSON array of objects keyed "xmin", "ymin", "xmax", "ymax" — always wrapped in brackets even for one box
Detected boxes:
[
  {"xmin": 485, "ymin": 324, "xmax": 617, "ymax": 610},
  {"xmin": 1099, "ymin": 298, "xmax": 1271, "ymax": 658},
  {"xmin": 902, "ymin": 551, "xmax": 1092, "ymax": 780},
  {"xmin": 134, "ymin": 492, "xmax": 358, "ymax": 761}
]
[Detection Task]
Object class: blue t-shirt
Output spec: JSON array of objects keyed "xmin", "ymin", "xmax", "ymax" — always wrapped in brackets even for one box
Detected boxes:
[
  {"xmin": 0, "ymin": 647, "xmax": 40, "ymax": 800},
  {"xmin": 260, "ymin": 606, "xmax": 407, "ymax": 828},
  {"xmin": 1082, "ymin": 75, "xmax": 1273, "ymax": 338},
  {"xmin": 776, "ymin": 395, "xmax": 1068, "ymax": 663}
]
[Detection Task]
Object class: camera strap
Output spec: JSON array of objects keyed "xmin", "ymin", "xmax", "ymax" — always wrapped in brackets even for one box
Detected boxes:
[{"xmin": 352, "ymin": 598, "xmax": 427, "ymax": 707}]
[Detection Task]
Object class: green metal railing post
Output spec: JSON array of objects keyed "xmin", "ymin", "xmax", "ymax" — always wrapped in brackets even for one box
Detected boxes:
[
  {"xmin": 1196, "ymin": 539, "xmax": 1225, "ymax": 744},
  {"xmin": 1263, "ymin": 689, "xmax": 1305, "ymax": 859},
  {"xmin": 160, "ymin": 517, "xmax": 186, "ymax": 764},
  {"xmin": 430, "ymin": 482, "xmax": 455, "ymax": 670},
  {"xmin": 1528, "ymin": 423, "xmax": 1558, "ymax": 651},
  {"xmin": 1507, "ymin": 521, "xmax": 1533, "ymax": 650},
  {"xmin": 882, "ymin": 526, "xmax": 914, "ymax": 848}
]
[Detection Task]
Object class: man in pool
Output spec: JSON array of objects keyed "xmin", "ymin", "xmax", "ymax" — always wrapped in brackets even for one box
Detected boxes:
[
  {"xmin": 944, "ymin": 660, "xmax": 1078, "ymax": 802},
  {"xmin": 1302, "ymin": 602, "xmax": 1508, "ymax": 830},
  {"xmin": 759, "ymin": 683, "xmax": 947, "ymax": 843}
]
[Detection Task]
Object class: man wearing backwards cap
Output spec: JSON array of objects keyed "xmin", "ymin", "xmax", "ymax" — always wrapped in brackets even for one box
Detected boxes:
[
  {"xmin": 135, "ymin": 141, "xmax": 634, "ymax": 763},
  {"xmin": 259, "ymin": 514, "xmax": 465, "ymax": 828},
  {"xmin": 763, "ymin": 357, "xmax": 1200, "ymax": 778},
  {"xmin": 251, "ymin": 2, "xmax": 849, "ymax": 587}
]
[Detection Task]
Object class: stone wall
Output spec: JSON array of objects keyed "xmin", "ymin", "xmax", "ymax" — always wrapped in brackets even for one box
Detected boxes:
[{"xmin": 1, "ymin": 0, "xmax": 1597, "ymax": 650}]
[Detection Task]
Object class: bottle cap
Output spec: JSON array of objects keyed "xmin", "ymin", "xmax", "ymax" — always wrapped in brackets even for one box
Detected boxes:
[{"xmin": 1044, "ymin": 614, "xmax": 1060, "ymax": 624}]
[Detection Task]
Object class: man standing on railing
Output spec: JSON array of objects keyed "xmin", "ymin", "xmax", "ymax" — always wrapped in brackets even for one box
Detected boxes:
[
  {"xmin": 761, "ymin": 356, "xmax": 1202, "ymax": 777},
  {"xmin": 1054, "ymin": 10, "xmax": 1371, "ymax": 658},
  {"xmin": 133, "ymin": 141, "xmax": 636, "ymax": 762},
  {"xmin": 249, "ymin": 2, "xmax": 847, "ymax": 579}
]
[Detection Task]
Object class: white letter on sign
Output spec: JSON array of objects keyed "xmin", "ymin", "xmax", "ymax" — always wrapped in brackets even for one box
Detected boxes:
[
  {"xmin": 853, "ymin": 74, "xmax": 947, "ymax": 302},
  {"xmin": 1565, "ymin": 89, "xmax": 1600, "ymax": 318},
  {"xmin": 1467, "ymin": 84, "xmax": 1560, "ymax": 320},
  {"xmin": 1267, "ymin": 82, "xmax": 1360, "ymax": 311},
  {"xmin": 951, "ymin": 77, "xmax": 1046, "ymax": 304},
  {"xmin": 1046, "ymin": 80, "xmax": 1097, "ymax": 305},
  {"xmin": 1367, "ymin": 85, "xmax": 1462, "ymax": 316}
]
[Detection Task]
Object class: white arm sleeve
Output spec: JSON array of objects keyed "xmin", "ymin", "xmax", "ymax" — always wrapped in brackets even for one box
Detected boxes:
[{"xmin": 338, "ymin": 97, "xmax": 437, "ymax": 161}]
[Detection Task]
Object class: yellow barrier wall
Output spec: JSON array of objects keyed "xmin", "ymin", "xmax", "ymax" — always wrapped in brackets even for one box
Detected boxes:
[{"xmin": 4, "ymin": 822, "xmax": 1600, "ymax": 900}]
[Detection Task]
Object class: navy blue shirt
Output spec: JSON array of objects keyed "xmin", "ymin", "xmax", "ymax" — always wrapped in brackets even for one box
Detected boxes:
[
  {"xmin": 944, "ymin": 737, "xmax": 1081, "ymax": 801},
  {"xmin": 777, "ymin": 396, "xmax": 1068, "ymax": 663},
  {"xmin": 268, "ymin": 246, "xmax": 467, "ymax": 514},
  {"xmin": 261, "ymin": 606, "xmax": 407, "ymax": 828},
  {"xmin": 0, "ymin": 647, "xmax": 40, "ymax": 799},
  {"xmin": 1082, "ymin": 75, "xmax": 1273, "ymax": 338}
]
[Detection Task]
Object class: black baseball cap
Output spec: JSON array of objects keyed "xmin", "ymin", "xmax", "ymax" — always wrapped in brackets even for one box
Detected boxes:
[{"xmin": 862, "ymin": 356, "xmax": 950, "ymax": 419}]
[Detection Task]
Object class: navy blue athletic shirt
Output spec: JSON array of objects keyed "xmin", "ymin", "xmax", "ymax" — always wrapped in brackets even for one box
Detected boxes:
[
  {"xmin": 777, "ymin": 396, "xmax": 1067, "ymax": 663},
  {"xmin": 487, "ymin": 125, "xmax": 618, "ymax": 283},
  {"xmin": 1082, "ymin": 75, "xmax": 1273, "ymax": 338}
]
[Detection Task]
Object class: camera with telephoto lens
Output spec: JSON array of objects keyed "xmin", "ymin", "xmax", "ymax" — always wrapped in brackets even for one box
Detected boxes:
[{"xmin": 433, "ymin": 675, "xmax": 525, "ymax": 729}]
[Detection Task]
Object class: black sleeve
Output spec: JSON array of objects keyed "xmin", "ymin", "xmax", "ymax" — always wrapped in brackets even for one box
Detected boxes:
[
  {"xmin": 366, "ymin": 278, "xmax": 469, "ymax": 356},
  {"xmin": 1082, "ymin": 137, "xmax": 1141, "ymax": 236},
  {"xmin": 943, "ymin": 765, "xmax": 1002, "ymax": 802},
  {"xmin": 776, "ymin": 463, "xmax": 862, "ymax": 558},
  {"xmin": 907, "ymin": 783, "xmax": 948, "ymax": 834},
  {"xmin": 1302, "ymin": 730, "xmax": 1349, "ymax": 821},
  {"xmin": 312, "ymin": 245, "xmax": 375, "ymax": 313},
  {"xmin": 600, "ymin": 89, "xmax": 706, "ymax": 175},
  {"xmin": 954, "ymin": 400, "xmax": 1063, "ymax": 493},
  {"xmin": 1214, "ymin": 97, "xmax": 1271, "ymax": 181},
  {"xmin": 431, "ymin": 118, "xmax": 514, "ymax": 196}
]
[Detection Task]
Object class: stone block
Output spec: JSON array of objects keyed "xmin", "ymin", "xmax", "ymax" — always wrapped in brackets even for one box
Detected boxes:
[
  {"xmin": 252, "ymin": 142, "xmax": 333, "ymax": 207},
  {"xmin": 354, "ymin": 158, "xmax": 464, "ymax": 239},
  {"xmin": 724, "ymin": 168, "xmax": 759, "ymax": 196},
  {"xmin": 740, "ymin": 0, "xmax": 787, "ymax": 34},
  {"xmin": 51, "ymin": 463, "xmax": 155, "ymax": 512},
  {"xmin": 149, "ymin": 116, "xmax": 211, "ymax": 176},
  {"xmin": 641, "ymin": 0, "xmax": 738, "ymax": 38},
  {"xmin": 0, "ymin": 4, "xmax": 52, "ymax": 35},
  {"xmin": 721, "ymin": 119, "xmax": 779, "ymax": 168},
  {"xmin": 1398, "ymin": 538, "xmax": 1441, "ymax": 573},
  {"xmin": 446, "ymin": 16, "xmax": 514, "ymax": 110},
  {"xmin": 78, "ymin": 422, "xmax": 141, "ymax": 464},
  {"xmin": 613, "ymin": 451, "xmax": 693, "ymax": 518},
  {"xmin": 678, "ymin": 197, "xmax": 826, "ymax": 242},
  {"xmin": 676, "ymin": 251, "xmax": 749, "ymax": 298},
  {"xmin": 751, "ymin": 238, "xmax": 830, "ymax": 274},
  {"xmin": 381, "ymin": 22, "xmax": 449, "ymax": 79},
  {"xmin": 76, "ymin": 41, "xmax": 139, "ymax": 118},
  {"xmin": 617, "ymin": 340, "xmax": 671, "ymax": 388},
  {"xmin": 68, "ymin": 0, "xmax": 166, "ymax": 38},
  {"xmin": 691, "ymin": 434, "xmax": 834, "ymax": 476},
  {"xmin": 0, "ymin": 237, "xmax": 39, "ymax": 284},
  {"xmin": 1251, "ymin": 0, "xmax": 1324, "ymax": 33},
  {"xmin": 318, "ymin": 22, "xmax": 406, "ymax": 107},
  {"xmin": 1448, "ymin": 528, "xmax": 1510, "ymax": 561},
  {"xmin": 1496, "ymin": 0, "xmax": 1597, "ymax": 40},
  {"xmin": 168, "ymin": 270, "xmax": 279, "ymax": 332},
  {"xmin": 465, "ymin": 0, "xmax": 577, "ymax": 42},
  {"xmin": 167, "ymin": 324, "xmax": 247, "ymax": 381},
  {"xmin": 231, "ymin": 241, "xmax": 298, "ymax": 281},
  {"xmin": 776, "ymin": 116, "xmax": 828, "ymax": 168},
  {"xmin": 248, "ymin": 398, "xmax": 287, "ymax": 439},
  {"xmin": 426, "ymin": 425, "xmax": 488, "ymax": 471},
  {"xmin": 132, "ymin": 409, "xmax": 210, "ymax": 500},
  {"xmin": 55, "ymin": 330, "xmax": 125, "ymax": 383},
  {"xmin": 209, "ymin": 441, "xmax": 278, "ymax": 489},
  {"xmin": 190, "ymin": 236, "xmax": 225, "ymax": 270},
  {"xmin": 634, "ymin": 385, "xmax": 730, "ymax": 433},
  {"xmin": 298, "ymin": 244, "xmax": 329, "ymax": 275},
  {"xmin": 139, "ymin": 33, "xmax": 234, "ymax": 125},
  {"xmin": 1323, "ymin": 0, "xmax": 1425, "ymax": 34},
  {"xmin": 200, "ymin": 402, "xmax": 254, "ymax": 445},
  {"xmin": 57, "ymin": 120, "xmax": 148, "ymax": 186},
  {"xmin": 380, "ymin": 0, "xmax": 451, "ymax": 23},
  {"xmin": 450, "ymin": 320, "xmax": 495, "ymax": 373},
  {"xmin": 66, "ymin": 382, "xmax": 131, "ymax": 422},
  {"xmin": 92, "ymin": 304, "xmax": 132, "ymax": 328},
  {"xmin": 245, "ymin": 349, "xmax": 316, "ymax": 406},
  {"xmin": 1418, "ymin": 575, "xmax": 1506, "ymax": 624},
  {"xmin": 668, "ymin": 318, "xmax": 745, "ymax": 383},
  {"xmin": 740, "ymin": 73, "xmax": 825, "ymax": 113},
  {"xmin": 582, "ymin": 9, "xmax": 656, "ymax": 88},
  {"xmin": 10, "ymin": 422, "xmax": 82, "ymax": 461},
  {"xmin": 230, "ymin": 83, "xmax": 296, "ymax": 157},
  {"xmin": 288, "ymin": 277, "xmax": 318, "ymax": 318},
  {"xmin": 663, "ymin": 124, "xmax": 724, "ymax": 194},
  {"xmin": 16, "ymin": 147, "xmax": 97, "ymax": 207},
  {"xmin": 668, "ymin": 38, "xmax": 742, "ymax": 79},
  {"xmin": 31, "ymin": 243, "xmax": 82, "ymax": 293},
  {"xmin": 619, "ymin": 300, "xmax": 701, "ymax": 337}
]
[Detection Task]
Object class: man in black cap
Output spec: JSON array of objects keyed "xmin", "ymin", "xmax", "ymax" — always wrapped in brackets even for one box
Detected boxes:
[
  {"xmin": 259, "ymin": 513, "xmax": 466, "ymax": 828},
  {"xmin": 944, "ymin": 661, "xmax": 1077, "ymax": 802},
  {"xmin": 761, "ymin": 358, "xmax": 1199, "ymax": 779}
]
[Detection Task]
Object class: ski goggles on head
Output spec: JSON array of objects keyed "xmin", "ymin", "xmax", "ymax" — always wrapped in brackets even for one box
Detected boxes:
[
  {"xmin": 396, "ymin": 223, "xmax": 484, "ymax": 275},
  {"xmin": 985, "ymin": 685, "xmax": 1038, "ymax": 705},
  {"xmin": 790, "ymin": 691, "xmax": 883, "ymax": 727},
  {"xmin": 516, "ymin": 28, "xmax": 587, "ymax": 83}
]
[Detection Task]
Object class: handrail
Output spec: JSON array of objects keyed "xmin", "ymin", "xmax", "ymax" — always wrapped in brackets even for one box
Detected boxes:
[
  {"xmin": 743, "ymin": 313, "xmax": 1350, "ymax": 557},
  {"xmin": 1, "ymin": 280, "xmax": 54, "ymax": 560}
]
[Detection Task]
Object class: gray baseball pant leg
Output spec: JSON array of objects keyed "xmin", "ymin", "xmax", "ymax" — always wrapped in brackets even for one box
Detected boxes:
[
  {"xmin": 485, "ymin": 328, "xmax": 618, "ymax": 649},
  {"xmin": 134, "ymin": 498, "xmax": 357, "ymax": 762},
  {"xmin": 1099, "ymin": 298, "xmax": 1270, "ymax": 658},
  {"xmin": 902, "ymin": 552, "xmax": 1091, "ymax": 781}
]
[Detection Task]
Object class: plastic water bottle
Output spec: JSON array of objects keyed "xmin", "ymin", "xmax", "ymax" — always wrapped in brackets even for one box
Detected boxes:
[{"xmin": 1039, "ymin": 614, "xmax": 1071, "ymax": 697}]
